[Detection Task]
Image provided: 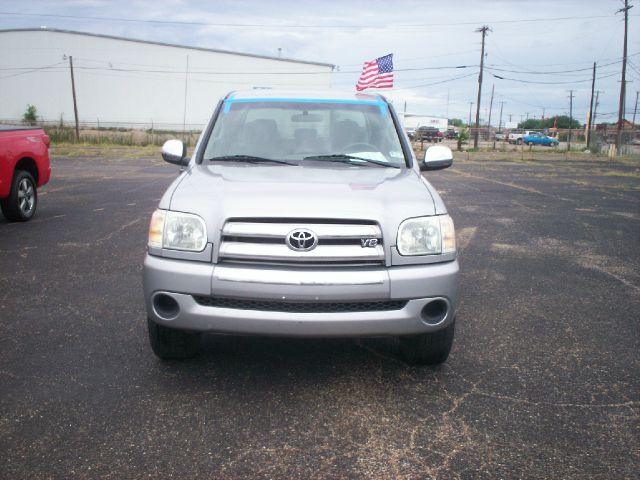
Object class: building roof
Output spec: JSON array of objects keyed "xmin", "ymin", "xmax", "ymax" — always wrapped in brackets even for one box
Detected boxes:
[{"xmin": 0, "ymin": 27, "xmax": 335, "ymax": 68}]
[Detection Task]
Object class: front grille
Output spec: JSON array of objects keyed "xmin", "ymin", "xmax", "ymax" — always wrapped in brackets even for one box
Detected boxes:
[
  {"xmin": 218, "ymin": 219, "xmax": 385, "ymax": 267},
  {"xmin": 193, "ymin": 296, "xmax": 407, "ymax": 313}
]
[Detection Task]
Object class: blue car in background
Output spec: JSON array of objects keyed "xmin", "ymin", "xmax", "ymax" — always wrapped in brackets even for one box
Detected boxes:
[{"xmin": 523, "ymin": 132, "xmax": 559, "ymax": 147}]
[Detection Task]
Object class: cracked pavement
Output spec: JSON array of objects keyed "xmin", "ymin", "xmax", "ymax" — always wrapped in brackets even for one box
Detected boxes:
[{"xmin": 1, "ymin": 152, "xmax": 638, "ymax": 479}]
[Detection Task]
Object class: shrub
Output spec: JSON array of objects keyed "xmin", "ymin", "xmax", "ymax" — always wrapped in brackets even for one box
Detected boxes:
[
  {"xmin": 23, "ymin": 104, "xmax": 37, "ymax": 125},
  {"xmin": 457, "ymin": 127, "xmax": 469, "ymax": 151}
]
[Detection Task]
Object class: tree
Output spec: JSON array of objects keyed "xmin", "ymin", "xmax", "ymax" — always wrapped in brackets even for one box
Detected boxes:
[
  {"xmin": 23, "ymin": 104, "xmax": 37, "ymax": 125},
  {"xmin": 517, "ymin": 116, "xmax": 580, "ymax": 130},
  {"xmin": 448, "ymin": 118, "xmax": 464, "ymax": 127}
]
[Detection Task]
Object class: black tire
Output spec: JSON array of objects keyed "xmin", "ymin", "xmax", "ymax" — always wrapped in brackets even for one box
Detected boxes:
[
  {"xmin": 517, "ymin": 139, "xmax": 523, "ymax": 145},
  {"xmin": 0, "ymin": 170, "xmax": 37, "ymax": 222},
  {"xmin": 399, "ymin": 318, "xmax": 455, "ymax": 366},
  {"xmin": 147, "ymin": 317, "xmax": 201, "ymax": 359}
]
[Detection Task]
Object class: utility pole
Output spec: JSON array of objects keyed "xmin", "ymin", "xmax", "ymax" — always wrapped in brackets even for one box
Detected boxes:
[
  {"xmin": 69, "ymin": 56, "xmax": 80, "ymax": 141},
  {"xmin": 568, "ymin": 90, "xmax": 574, "ymax": 151},
  {"xmin": 474, "ymin": 25, "xmax": 491, "ymax": 148},
  {"xmin": 586, "ymin": 62, "xmax": 597, "ymax": 149},
  {"xmin": 526, "ymin": 112, "xmax": 530, "ymax": 121},
  {"xmin": 616, "ymin": 0, "xmax": 632, "ymax": 152},
  {"xmin": 487, "ymin": 84, "xmax": 495, "ymax": 141},
  {"xmin": 494, "ymin": 100, "xmax": 504, "ymax": 150},
  {"xmin": 593, "ymin": 90, "xmax": 601, "ymax": 130},
  {"xmin": 508, "ymin": 113, "xmax": 512, "ymax": 123},
  {"xmin": 632, "ymin": 91, "xmax": 639, "ymax": 126},
  {"xmin": 542, "ymin": 107, "xmax": 545, "ymax": 120},
  {"xmin": 468, "ymin": 101, "xmax": 474, "ymax": 128}
]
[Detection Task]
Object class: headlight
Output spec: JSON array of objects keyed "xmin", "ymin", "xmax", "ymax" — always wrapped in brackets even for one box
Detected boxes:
[
  {"xmin": 147, "ymin": 209, "xmax": 207, "ymax": 252},
  {"xmin": 397, "ymin": 215, "xmax": 456, "ymax": 256}
]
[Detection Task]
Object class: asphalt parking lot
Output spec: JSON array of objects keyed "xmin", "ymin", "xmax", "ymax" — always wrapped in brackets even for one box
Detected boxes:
[{"xmin": 1, "ymin": 149, "xmax": 639, "ymax": 479}]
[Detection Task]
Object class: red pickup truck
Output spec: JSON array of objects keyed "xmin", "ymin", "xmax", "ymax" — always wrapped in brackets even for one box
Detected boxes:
[{"xmin": 0, "ymin": 126, "xmax": 51, "ymax": 221}]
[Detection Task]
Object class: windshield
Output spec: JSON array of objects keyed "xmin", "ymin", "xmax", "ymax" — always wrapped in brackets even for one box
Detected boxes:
[{"xmin": 202, "ymin": 99, "xmax": 407, "ymax": 167}]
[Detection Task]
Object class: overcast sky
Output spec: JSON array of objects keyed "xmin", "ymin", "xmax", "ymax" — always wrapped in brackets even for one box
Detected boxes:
[{"xmin": 1, "ymin": 0, "xmax": 639, "ymax": 124}]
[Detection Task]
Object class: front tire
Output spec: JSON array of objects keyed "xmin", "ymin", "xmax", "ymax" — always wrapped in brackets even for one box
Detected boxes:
[
  {"xmin": 1, "ymin": 170, "xmax": 37, "ymax": 222},
  {"xmin": 147, "ymin": 317, "xmax": 201, "ymax": 359},
  {"xmin": 399, "ymin": 318, "xmax": 455, "ymax": 365}
]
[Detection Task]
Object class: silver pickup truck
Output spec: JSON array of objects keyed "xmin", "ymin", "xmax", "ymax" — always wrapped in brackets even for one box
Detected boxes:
[{"xmin": 143, "ymin": 90, "xmax": 459, "ymax": 365}]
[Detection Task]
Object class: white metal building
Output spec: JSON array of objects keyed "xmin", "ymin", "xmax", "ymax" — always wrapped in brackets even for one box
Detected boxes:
[
  {"xmin": 399, "ymin": 113, "xmax": 449, "ymax": 132},
  {"xmin": 0, "ymin": 28, "xmax": 335, "ymax": 130}
]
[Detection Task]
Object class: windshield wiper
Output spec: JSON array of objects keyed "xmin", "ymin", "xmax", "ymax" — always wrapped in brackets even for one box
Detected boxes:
[
  {"xmin": 206, "ymin": 155, "xmax": 297, "ymax": 165},
  {"xmin": 303, "ymin": 154, "xmax": 399, "ymax": 168}
]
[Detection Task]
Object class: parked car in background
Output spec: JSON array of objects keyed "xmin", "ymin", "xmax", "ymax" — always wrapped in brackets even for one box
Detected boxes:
[
  {"xmin": 445, "ymin": 129, "xmax": 458, "ymax": 140},
  {"xmin": 144, "ymin": 90, "xmax": 459, "ymax": 365},
  {"xmin": 508, "ymin": 130, "xmax": 525, "ymax": 144},
  {"xmin": 0, "ymin": 125, "xmax": 50, "ymax": 221},
  {"xmin": 523, "ymin": 132, "xmax": 559, "ymax": 147},
  {"xmin": 405, "ymin": 127, "xmax": 416, "ymax": 140},
  {"xmin": 494, "ymin": 131, "xmax": 506, "ymax": 141},
  {"xmin": 416, "ymin": 126, "xmax": 444, "ymax": 143}
]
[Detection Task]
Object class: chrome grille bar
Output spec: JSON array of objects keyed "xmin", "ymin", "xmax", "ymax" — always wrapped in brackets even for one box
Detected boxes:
[
  {"xmin": 219, "ymin": 242, "xmax": 384, "ymax": 262},
  {"xmin": 222, "ymin": 222, "xmax": 381, "ymax": 240}
]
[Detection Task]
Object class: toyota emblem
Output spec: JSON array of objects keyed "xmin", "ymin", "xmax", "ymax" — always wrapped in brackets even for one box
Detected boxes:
[{"xmin": 286, "ymin": 228, "xmax": 318, "ymax": 251}]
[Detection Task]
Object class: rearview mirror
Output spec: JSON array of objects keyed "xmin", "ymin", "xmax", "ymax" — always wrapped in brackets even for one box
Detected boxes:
[
  {"xmin": 420, "ymin": 145, "xmax": 453, "ymax": 171},
  {"xmin": 161, "ymin": 139, "xmax": 187, "ymax": 166}
]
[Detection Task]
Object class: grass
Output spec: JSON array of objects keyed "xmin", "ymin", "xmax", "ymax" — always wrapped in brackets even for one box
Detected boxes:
[{"xmin": 44, "ymin": 125, "xmax": 200, "ymax": 147}]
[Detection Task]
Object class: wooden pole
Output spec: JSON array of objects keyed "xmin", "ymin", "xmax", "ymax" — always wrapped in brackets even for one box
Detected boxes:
[
  {"xmin": 616, "ymin": 0, "xmax": 631, "ymax": 152},
  {"xmin": 69, "ymin": 56, "xmax": 80, "ymax": 141},
  {"xmin": 473, "ymin": 26, "xmax": 490, "ymax": 148},
  {"xmin": 586, "ymin": 62, "xmax": 596, "ymax": 149}
]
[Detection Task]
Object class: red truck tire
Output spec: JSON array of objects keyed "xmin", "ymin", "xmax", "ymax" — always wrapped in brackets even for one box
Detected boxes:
[{"xmin": 1, "ymin": 170, "xmax": 38, "ymax": 221}]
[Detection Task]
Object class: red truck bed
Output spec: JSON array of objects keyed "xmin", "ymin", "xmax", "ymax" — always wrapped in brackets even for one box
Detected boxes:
[{"xmin": 0, "ymin": 126, "xmax": 50, "ymax": 221}]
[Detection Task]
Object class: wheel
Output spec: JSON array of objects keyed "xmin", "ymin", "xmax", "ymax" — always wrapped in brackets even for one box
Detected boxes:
[
  {"xmin": 517, "ymin": 139, "xmax": 523, "ymax": 145},
  {"xmin": 147, "ymin": 317, "xmax": 201, "ymax": 359},
  {"xmin": 399, "ymin": 318, "xmax": 455, "ymax": 365},
  {"xmin": 0, "ymin": 170, "xmax": 37, "ymax": 222},
  {"xmin": 527, "ymin": 141, "xmax": 533, "ymax": 146}
]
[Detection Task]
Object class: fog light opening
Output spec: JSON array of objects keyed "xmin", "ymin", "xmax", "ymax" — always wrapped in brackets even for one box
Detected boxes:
[
  {"xmin": 421, "ymin": 299, "xmax": 448, "ymax": 325},
  {"xmin": 153, "ymin": 293, "xmax": 180, "ymax": 320}
]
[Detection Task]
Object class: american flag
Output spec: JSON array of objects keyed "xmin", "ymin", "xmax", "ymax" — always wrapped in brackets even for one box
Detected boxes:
[{"xmin": 356, "ymin": 54, "xmax": 394, "ymax": 91}]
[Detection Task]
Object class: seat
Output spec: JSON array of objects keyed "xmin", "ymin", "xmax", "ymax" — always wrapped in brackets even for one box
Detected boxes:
[
  {"xmin": 293, "ymin": 128, "xmax": 324, "ymax": 154},
  {"xmin": 331, "ymin": 119, "xmax": 364, "ymax": 151},
  {"xmin": 240, "ymin": 119, "xmax": 280, "ymax": 157}
]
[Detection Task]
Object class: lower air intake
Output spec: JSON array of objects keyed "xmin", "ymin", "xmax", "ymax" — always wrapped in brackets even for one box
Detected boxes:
[{"xmin": 193, "ymin": 296, "xmax": 407, "ymax": 313}]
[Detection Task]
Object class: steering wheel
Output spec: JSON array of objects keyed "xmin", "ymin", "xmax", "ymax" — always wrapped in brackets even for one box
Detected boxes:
[{"xmin": 342, "ymin": 142, "xmax": 379, "ymax": 153}]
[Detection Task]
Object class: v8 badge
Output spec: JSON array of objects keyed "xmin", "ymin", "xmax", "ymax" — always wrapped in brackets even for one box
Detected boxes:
[{"xmin": 360, "ymin": 238, "xmax": 379, "ymax": 248}]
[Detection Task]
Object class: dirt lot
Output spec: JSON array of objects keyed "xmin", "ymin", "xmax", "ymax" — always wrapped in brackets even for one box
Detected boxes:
[{"xmin": 1, "ymin": 149, "xmax": 638, "ymax": 479}]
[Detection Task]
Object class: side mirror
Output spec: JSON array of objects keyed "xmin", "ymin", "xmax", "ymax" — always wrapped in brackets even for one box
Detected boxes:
[
  {"xmin": 161, "ymin": 139, "xmax": 188, "ymax": 166},
  {"xmin": 420, "ymin": 145, "xmax": 453, "ymax": 171}
]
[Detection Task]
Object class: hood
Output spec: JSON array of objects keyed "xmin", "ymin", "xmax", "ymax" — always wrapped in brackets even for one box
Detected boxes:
[{"xmin": 167, "ymin": 163, "xmax": 437, "ymax": 245}]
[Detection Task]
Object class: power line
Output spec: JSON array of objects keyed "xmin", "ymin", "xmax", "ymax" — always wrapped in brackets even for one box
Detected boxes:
[
  {"xmin": 394, "ymin": 71, "xmax": 479, "ymax": 90},
  {"xmin": 485, "ymin": 60, "xmax": 623, "ymax": 75},
  {"xmin": 0, "ymin": 11, "xmax": 637, "ymax": 29},
  {"xmin": 0, "ymin": 60, "xmax": 65, "ymax": 79},
  {"xmin": 488, "ymin": 71, "xmax": 618, "ymax": 85}
]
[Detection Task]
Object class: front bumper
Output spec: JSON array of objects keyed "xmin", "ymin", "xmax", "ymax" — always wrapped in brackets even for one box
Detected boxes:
[{"xmin": 143, "ymin": 254, "xmax": 459, "ymax": 337}]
